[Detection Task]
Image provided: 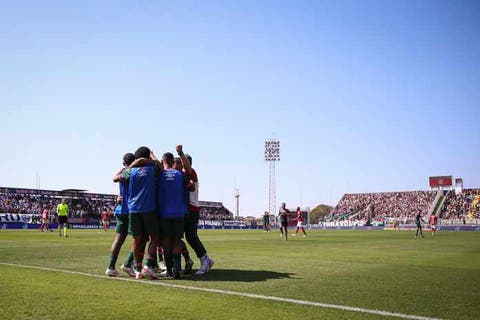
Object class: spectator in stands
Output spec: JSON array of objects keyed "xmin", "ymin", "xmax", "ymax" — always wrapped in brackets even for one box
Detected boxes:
[{"xmin": 332, "ymin": 191, "xmax": 435, "ymax": 221}]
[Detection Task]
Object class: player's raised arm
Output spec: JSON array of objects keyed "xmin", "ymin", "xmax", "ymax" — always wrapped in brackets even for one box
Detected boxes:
[
  {"xmin": 129, "ymin": 157, "xmax": 158, "ymax": 168},
  {"xmin": 149, "ymin": 150, "xmax": 163, "ymax": 172},
  {"xmin": 176, "ymin": 144, "xmax": 192, "ymax": 174},
  {"xmin": 113, "ymin": 167, "xmax": 124, "ymax": 182}
]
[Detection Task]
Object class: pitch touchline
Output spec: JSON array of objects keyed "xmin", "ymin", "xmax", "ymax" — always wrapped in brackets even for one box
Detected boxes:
[
  {"xmin": 0, "ymin": 262, "xmax": 442, "ymax": 320},
  {"xmin": 0, "ymin": 243, "xmax": 104, "ymax": 248}
]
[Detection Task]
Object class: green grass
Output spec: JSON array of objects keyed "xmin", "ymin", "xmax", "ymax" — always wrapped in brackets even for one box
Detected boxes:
[{"xmin": 1, "ymin": 229, "xmax": 479, "ymax": 319}]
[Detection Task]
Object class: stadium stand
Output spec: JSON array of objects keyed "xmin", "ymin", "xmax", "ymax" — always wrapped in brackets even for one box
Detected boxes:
[
  {"xmin": 0, "ymin": 187, "xmax": 115, "ymax": 223},
  {"xmin": 331, "ymin": 191, "xmax": 436, "ymax": 221},
  {"xmin": 199, "ymin": 201, "xmax": 234, "ymax": 223},
  {"xmin": 0, "ymin": 187, "xmax": 233, "ymax": 224},
  {"xmin": 440, "ymin": 189, "xmax": 480, "ymax": 219}
]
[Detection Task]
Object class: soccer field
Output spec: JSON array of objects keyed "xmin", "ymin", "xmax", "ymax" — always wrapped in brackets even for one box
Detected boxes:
[{"xmin": 1, "ymin": 229, "xmax": 479, "ymax": 320}]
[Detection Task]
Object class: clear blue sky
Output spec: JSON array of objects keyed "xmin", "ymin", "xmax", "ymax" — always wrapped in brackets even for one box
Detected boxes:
[{"xmin": 1, "ymin": 1, "xmax": 479, "ymax": 217}]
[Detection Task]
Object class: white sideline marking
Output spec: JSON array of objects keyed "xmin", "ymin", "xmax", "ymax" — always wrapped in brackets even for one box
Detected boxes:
[
  {"xmin": 0, "ymin": 262, "xmax": 442, "ymax": 320},
  {"xmin": 0, "ymin": 243, "xmax": 103, "ymax": 248}
]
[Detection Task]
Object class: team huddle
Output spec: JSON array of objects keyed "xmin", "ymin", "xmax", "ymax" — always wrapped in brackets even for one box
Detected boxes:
[{"xmin": 106, "ymin": 145, "xmax": 213, "ymax": 279}]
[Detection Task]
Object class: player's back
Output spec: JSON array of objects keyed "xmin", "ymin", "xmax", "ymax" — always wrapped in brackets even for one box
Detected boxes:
[
  {"xmin": 157, "ymin": 169, "xmax": 187, "ymax": 218},
  {"xmin": 128, "ymin": 165, "xmax": 156, "ymax": 213}
]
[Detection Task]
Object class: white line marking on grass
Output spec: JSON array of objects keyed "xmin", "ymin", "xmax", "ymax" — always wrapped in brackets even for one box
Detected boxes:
[
  {"xmin": 0, "ymin": 262, "xmax": 442, "ymax": 320},
  {"xmin": 0, "ymin": 243, "xmax": 104, "ymax": 248}
]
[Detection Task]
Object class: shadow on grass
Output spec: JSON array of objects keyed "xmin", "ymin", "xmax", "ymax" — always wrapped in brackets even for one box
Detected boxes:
[{"xmin": 184, "ymin": 269, "xmax": 297, "ymax": 282}]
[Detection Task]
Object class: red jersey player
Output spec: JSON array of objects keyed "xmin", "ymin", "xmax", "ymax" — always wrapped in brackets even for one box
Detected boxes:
[
  {"xmin": 429, "ymin": 213, "xmax": 438, "ymax": 236},
  {"xmin": 101, "ymin": 209, "xmax": 111, "ymax": 232},
  {"xmin": 40, "ymin": 206, "xmax": 51, "ymax": 232},
  {"xmin": 292, "ymin": 207, "xmax": 307, "ymax": 238}
]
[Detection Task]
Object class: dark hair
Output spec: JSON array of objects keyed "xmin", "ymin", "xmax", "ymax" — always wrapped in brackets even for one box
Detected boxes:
[
  {"xmin": 162, "ymin": 152, "xmax": 174, "ymax": 166},
  {"xmin": 134, "ymin": 146, "xmax": 150, "ymax": 159},
  {"xmin": 123, "ymin": 153, "xmax": 135, "ymax": 166},
  {"xmin": 185, "ymin": 154, "xmax": 192, "ymax": 165}
]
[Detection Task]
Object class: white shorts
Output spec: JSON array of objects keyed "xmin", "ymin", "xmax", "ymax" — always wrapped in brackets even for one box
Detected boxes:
[
  {"xmin": 430, "ymin": 225, "xmax": 436, "ymax": 230},
  {"xmin": 297, "ymin": 221, "xmax": 303, "ymax": 227}
]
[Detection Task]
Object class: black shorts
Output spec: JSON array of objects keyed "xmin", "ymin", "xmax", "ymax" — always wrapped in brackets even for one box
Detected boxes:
[
  {"xmin": 280, "ymin": 220, "xmax": 288, "ymax": 227},
  {"xmin": 115, "ymin": 214, "xmax": 129, "ymax": 235},
  {"xmin": 58, "ymin": 216, "xmax": 68, "ymax": 224},
  {"xmin": 129, "ymin": 211, "xmax": 159, "ymax": 237},
  {"xmin": 159, "ymin": 218, "xmax": 184, "ymax": 240}
]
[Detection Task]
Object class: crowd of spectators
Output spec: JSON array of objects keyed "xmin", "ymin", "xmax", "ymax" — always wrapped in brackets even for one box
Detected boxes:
[
  {"xmin": 0, "ymin": 193, "xmax": 53, "ymax": 214},
  {"xmin": 0, "ymin": 192, "xmax": 115, "ymax": 220},
  {"xmin": 68, "ymin": 198, "xmax": 115, "ymax": 218},
  {"xmin": 440, "ymin": 189, "xmax": 480, "ymax": 219},
  {"xmin": 1, "ymin": 190, "xmax": 233, "ymax": 223},
  {"xmin": 200, "ymin": 205, "xmax": 233, "ymax": 222},
  {"xmin": 331, "ymin": 191, "xmax": 436, "ymax": 221}
]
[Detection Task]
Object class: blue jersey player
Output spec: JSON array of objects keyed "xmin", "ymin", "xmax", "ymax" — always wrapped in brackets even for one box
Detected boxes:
[
  {"xmin": 105, "ymin": 152, "xmax": 136, "ymax": 277},
  {"xmin": 157, "ymin": 147, "xmax": 191, "ymax": 278},
  {"xmin": 124, "ymin": 146, "xmax": 160, "ymax": 279}
]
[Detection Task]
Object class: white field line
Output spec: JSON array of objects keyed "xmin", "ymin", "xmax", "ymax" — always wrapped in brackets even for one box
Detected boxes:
[
  {"xmin": 0, "ymin": 262, "xmax": 443, "ymax": 320},
  {"xmin": 0, "ymin": 243, "xmax": 105, "ymax": 248}
]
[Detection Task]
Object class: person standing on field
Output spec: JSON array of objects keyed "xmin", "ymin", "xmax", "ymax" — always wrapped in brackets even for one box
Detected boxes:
[
  {"xmin": 105, "ymin": 152, "xmax": 136, "ymax": 277},
  {"xmin": 57, "ymin": 198, "xmax": 69, "ymax": 237},
  {"xmin": 414, "ymin": 211, "xmax": 425, "ymax": 238},
  {"xmin": 124, "ymin": 146, "xmax": 160, "ymax": 280},
  {"xmin": 263, "ymin": 211, "xmax": 271, "ymax": 232},
  {"xmin": 292, "ymin": 207, "xmax": 307, "ymax": 237},
  {"xmin": 278, "ymin": 202, "xmax": 289, "ymax": 241},
  {"xmin": 156, "ymin": 147, "xmax": 192, "ymax": 279},
  {"xmin": 429, "ymin": 212, "xmax": 438, "ymax": 237},
  {"xmin": 40, "ymin": 205, "xmax": 51, "ymax": 232},
  {"xmin": 181, "ymin": 151, "xmax": 214, "ymax": 275},
  {"xmin": 101, "ymin": 208, "xmax": 111, "ymax": 232}
]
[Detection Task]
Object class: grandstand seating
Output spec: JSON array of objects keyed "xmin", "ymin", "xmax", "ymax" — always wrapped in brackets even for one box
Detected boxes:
[
  {"xmin": 0, "ymin": 187, "xmax": 233, "ymax": 223},
  {"xmin": 331, "ymin": 191, "xmax": 436, "ymax": 221},
  {"xmin": 332, "ymin": 188, "xmax": 480, "ymax": 223},
  {"xmin": 440, "ymin": 189, "xmax": 480, "ymax": 219},
  {"xmin": 199, "ymin": 201, "xmax": 233, "ymax": 222},
  {"xmin": 0, "ymin": 188, "xmax": 115, "ymax": 222}
]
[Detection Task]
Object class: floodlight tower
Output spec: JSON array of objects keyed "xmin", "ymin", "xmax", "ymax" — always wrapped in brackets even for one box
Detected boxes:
[
  {"xmin": 234, "ymin": 188, "xmax": 240, "ymax": 220},
  {"xmin": 265, "ymin": 139, "xmax": 280, "ymax": 216}
]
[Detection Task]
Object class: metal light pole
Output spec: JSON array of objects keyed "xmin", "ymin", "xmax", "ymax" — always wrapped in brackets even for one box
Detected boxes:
[
  {"xmin": 234, "ymin": 188, "xmax": 240, "ymax": 220},
  {"xmin": 265, "ymin": 139, "xmax": 280, "ymax": 217}
]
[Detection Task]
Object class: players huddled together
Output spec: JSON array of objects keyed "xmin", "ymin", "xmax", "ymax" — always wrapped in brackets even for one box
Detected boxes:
[{"xmin": 105, "ymin": 145, "xmax": 213, "ymax": 280}]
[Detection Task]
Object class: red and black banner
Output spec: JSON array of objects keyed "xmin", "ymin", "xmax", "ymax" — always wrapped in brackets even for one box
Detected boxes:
[{"xmin": 429, "ymin": 176, "xmax": 453, "ymax": 188}]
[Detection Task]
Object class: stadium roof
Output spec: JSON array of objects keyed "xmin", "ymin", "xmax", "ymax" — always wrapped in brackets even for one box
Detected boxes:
[{"xmin": 60, "ymin": 189, "xmax": 88, "ymax": 193}]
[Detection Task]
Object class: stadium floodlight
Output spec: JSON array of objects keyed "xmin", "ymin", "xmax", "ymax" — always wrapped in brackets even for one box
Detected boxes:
[
  {"xmin": 265, "ymin": 139, "xmax": 280, "ymax": 216},
  {"xmin": 234, "ymin": 188, "xmax": 240, "ymax": 220},
  {"xmin": 264, "ymin": 140, "xmax": 280, "ymax": 161}
]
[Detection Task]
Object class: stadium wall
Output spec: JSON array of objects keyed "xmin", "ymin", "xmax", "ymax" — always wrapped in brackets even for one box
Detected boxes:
[{"xmin": 2, "ymin": 222, "xmax": 480, "ymax": 231}]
